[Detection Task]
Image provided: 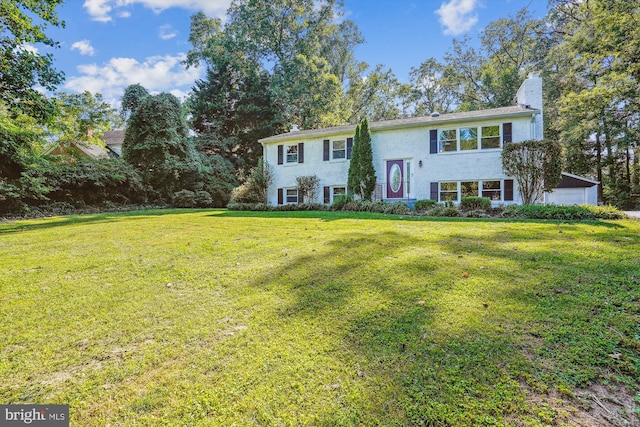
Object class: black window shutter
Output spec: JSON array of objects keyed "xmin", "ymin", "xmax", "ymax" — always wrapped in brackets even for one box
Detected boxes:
[
  {"xmin": 323, "ymin": 186, "xmax": 330, "ymax": 204},
  {"xmin": 503, "ymin": 123, "xmax": 512, "ymax": 144},
  {"xmin": 504, "ymin": 179, "xmax": 514, "ymax": 201},
  {"xmin": 277, "ymin": 145, "xmax": 283, "ymax": 164},
  {"xmin": 323, "ymin": 140, "xmax": 330, "ymax": 161},
  {"xmin": 429, "ymin": 129, "xmax": 438, "ymax": 154},
  {"xmin": 346, "ymin": 137, "xmax": 353, "ymax": 159},
  {"xmin": 277, "ymin": 188, "xmax": 283, "ymax": 205},
  {"xmin": 430, "ymin": 182, "xmax": 438, "ymax": 200},
  {"xmin": 298, "ymin": 142, "xmax": 304, "ymax": 163}
]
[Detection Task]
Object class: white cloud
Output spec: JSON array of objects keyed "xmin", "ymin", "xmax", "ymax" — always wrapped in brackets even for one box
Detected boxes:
[
  {"xmin": 84, "ymin": 0, "xmax": 231, "ymax": 22},
  {"xmin": 435, "ymin": 0, "xmax": 479, "ymax": 36},
  {"xmin": 64, "ymin": 53, "xmax": 202, "ymax": 106},
  {"xmin": 71, "ymin": 40, "xmax": 96, "ymax": 56},
  {"xmin": 159, "ymin": 24, "xmax": 177, "ymax": 40},
  {"xmin": 83, "ymin": 0, "xmax": 114, "ymax": 22}
]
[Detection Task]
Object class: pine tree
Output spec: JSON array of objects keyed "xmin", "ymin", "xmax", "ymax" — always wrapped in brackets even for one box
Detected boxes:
[
  {"xmin": 359, "ymin": 118, "xmax": 377, "ymax": 200},
  {"xmin": 347, "ymin": 123, "xmax": 361, "ymax": 196},
  {"xmin": 347, "ymin": 118, "xmax": 377, "ymax": 200}
]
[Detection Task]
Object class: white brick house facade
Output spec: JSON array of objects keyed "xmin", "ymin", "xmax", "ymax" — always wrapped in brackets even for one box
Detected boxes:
[{"xmin": 259, "ymin": 75, "xmax": 593, "ymax": 206}]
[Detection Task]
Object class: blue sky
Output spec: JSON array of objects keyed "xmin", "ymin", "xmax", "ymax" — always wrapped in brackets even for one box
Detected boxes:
[{"xmin": 41, "ymin": 0, "xmax": 549, "ymax": 106}]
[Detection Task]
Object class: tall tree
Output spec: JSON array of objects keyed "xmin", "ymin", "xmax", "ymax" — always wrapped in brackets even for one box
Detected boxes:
[
  {"xmin": 440, "ymin": 8, "xmax": 548, "ymax": 111},
  {"xmin": 347, "ymin": 118, "xmax": 376, "ymax": 200},
  {"xmin": 408, "ymin": 58, "xmax": 456, "ymax": 116},
  {"xmin": 551, "ymin": 0, "xmax": 640, "ymax": 207},
  {"xmin": 345, "ymin": 64, "xmax": 409, "ymax": 123},
  {"xmin": 51, "ymin": 92, "xmax": 122, "ymax": 148},
  {"xmin": 0, "ymin": 0, "xmax": 65, "ymax": 121},
  {"xmin": 1, "ymin": 0, "xmax": 64, "ymax": 206},
  {"xmin": 185, "ymin": 0, "xmax": 366, "ymax": 132},
  {"xmin": 121, "ymin": 84, "xmax": 150, "ymax": 119}
]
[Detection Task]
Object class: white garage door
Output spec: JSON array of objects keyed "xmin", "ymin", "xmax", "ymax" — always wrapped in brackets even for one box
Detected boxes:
[{"xmin": 546, "ymin": 188, "xmax": 586, "ymax": 205}]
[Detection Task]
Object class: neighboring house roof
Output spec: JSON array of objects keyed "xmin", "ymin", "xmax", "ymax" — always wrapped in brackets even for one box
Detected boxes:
[
  {"xmin": 103, "ymin": 129, "xmax": 125, "ymax": 146},
  {"xmin": 260, "ymin": 106, "xmax": 540, "ymax": 144},
  {"xmin": 47, "ymin": 141, "xmax": 109, "ymax": 159},
  {"xmin": 556, "ymin": 172, "xmax": 599, "ymax": 188}
]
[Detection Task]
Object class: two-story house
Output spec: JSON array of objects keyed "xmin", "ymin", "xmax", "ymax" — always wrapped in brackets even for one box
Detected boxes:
[{"xmin": 259, "ymin": 74, "xmax": 598, "ymax": 206}]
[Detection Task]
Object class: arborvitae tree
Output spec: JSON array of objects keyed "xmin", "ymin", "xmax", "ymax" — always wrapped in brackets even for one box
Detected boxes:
[
  {"xmin": 347, "ymin": 118, "xmax": 376, "ymax": 200},
  {"xmin": 358, "ymin": 118, "xmax": 376, "ymax": 200},
  {"xmin": 347, "ymin": 123, "xmax": 361, "ymax": 196}
]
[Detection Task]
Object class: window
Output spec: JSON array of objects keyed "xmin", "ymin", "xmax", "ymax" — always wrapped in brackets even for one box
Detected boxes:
[
  {"xmin": 436, "ymin": 124, "xmax": 502, "ymax": 153},
  {"xmin": 460, "ymin": 127, "xmax": 478, "ymax": 150},
  {"xmin": 332, "ymin": 140, "xmax": 346, "ymax": 159},
  {"xmin": 332, "ymin": 186, "xmax": 346, "ymax": 200},
  {"xmin": 286, "ymin": 188, "xmax": 298, "ymax": 203},
  {"xmin": 481, "ymin": 126, "xmax": 500, "ymax": 149},
  {"xmin": 482, "ymin": 180, "xmax": 501, "ymax": 200},
  {"xmin": 286, "ymin": 145, "xmax": 298, "ymax": 163},
  {"xmin": 440, "ymin": 182, "xmax": 458, "ymax": 201},
  {"xmin": 461, "ymin": 181, "xmax": 479, "ymax": 198},
  {"xmin": 439, "ymin": 129, "xmax": 457, "ymax": 152}
]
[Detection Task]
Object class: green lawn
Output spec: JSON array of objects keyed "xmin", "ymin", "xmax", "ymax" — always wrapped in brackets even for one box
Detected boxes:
[{"xmin": 1, "ymin": 210, "xmax": 638, "ymax": 426}]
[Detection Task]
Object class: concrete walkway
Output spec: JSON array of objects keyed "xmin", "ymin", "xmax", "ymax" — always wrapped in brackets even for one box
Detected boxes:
[{"xmin": 623, "ymin": 211, "xmax": 640, "ymax": 219}]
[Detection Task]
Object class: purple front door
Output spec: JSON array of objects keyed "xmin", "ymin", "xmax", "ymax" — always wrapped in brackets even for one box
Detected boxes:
[{"xmin": 386, "ymin": 160, "xmax": 404, "ymax": 199}]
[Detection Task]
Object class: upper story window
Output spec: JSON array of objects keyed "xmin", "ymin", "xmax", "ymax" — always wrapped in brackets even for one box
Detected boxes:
[
  {"xmin": 439, "ymin": 129, "xmax": 457, "ymax": 152},
  {"xmin": 332, "ymin": 140, "xmax": 346, "ymax": 159},
  {"xmin": 323, "ymin": 138, "xmax": 352, "ymax": 161},
  {"xmin": 438, "ymin": 125, "xmax": 502, "ymax": 153},
  {"xmin": 481, "ymin": 126, "xmax": 500, "ymax": 149},
  {"xmin": 286, "ymin": 144, "xmax": 298, "ymax": 163},
  {"xmin": 460, "ymin": 127, "xmax": 478, "ymax": 150}
]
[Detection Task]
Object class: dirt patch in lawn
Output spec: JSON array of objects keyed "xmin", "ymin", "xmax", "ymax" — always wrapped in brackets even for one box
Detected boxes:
[{"xmin": 521, "ymin": 381, "xmax": 639, "ymax": 426}]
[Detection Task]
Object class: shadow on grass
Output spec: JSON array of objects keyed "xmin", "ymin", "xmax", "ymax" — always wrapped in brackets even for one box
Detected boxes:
[
  {"xmin": 245, "ymin": 224, "xmax": 639, "ymax": 425},
  {"xmin": 214, "ymin": 209, "xmax": 625, "ymax": 227},
  {"xmin": 0, "ymin": 209, "xmax": 213, "ymax": 234}
]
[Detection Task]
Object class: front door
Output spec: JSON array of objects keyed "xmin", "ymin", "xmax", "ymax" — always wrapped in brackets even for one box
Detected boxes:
[{"xmin": 386, "ymin": 160, "xmax": 404, "ymax": 199}]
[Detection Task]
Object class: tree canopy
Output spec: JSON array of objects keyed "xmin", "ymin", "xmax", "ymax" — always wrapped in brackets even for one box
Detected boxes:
[{"xmin": 0, "ymin": 0, "xmax": 65, "ymax": 121}]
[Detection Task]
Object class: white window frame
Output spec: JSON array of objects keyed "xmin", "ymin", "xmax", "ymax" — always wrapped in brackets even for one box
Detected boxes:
[
  {"xmin": 285, "ymin": 144, "xmax": 298, "ymax": 163},
  {"xmin": 438, "ymin": 124, "xmax": 502, "ymax": 153},
  {"xmin": 439, "ymin": 181, "xmax": 458, "ymax": 201},
  {"xmin": 480, "ymin": 125, "xmax": 501, "ymax": 150},
  {"xmin": 439, "ymin": 129, "xmax": 457, "ymax": 153},
  {"xmin": 331, "ymin": 186, "xmax": 346, "ymax": 202},
  {"xmin": 332, "ymin": 139, "xmax": 346, "ymax": 160},
  {"xmin": 285, "ymin": 187, "xmax": 299, "ymax": 204},
  {"xmin": 481, "ymin": 180, "xmax": 502, "ymax": 201},
  {"xmin": 437, "ymin": 179, "xmax": 505, "ymax": 202}
]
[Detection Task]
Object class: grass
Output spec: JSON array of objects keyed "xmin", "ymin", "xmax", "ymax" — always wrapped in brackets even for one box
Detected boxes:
[{"xmin": 1, "ymin": 209, "xmax": 639, "ymax": 426}]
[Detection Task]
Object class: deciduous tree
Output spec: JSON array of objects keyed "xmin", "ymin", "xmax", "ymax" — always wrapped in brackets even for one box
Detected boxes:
[{"xmin": 502, "ymin": 139, "xmax": 563, "ymax": 205}]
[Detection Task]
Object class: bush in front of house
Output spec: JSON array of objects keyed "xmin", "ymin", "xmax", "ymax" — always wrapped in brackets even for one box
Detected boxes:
[
  {"xmin": 330, "ymin": 194, "xmax": 353, "ymax": 211},
  {"xmin": 414, "ymin": 199, "xmax": 438, "ymax": 212},
  {"xmin": 579, "ymin": 204, "xmax": 627, "ymax": 219},
  {"xmin": 339, "ymin": 199, "xmax": 410, "ymax": 215},
  {"xmin": 459, "ymin": 196, "xmax": 491, "ymax": 211},
  {"xmin": 443, "ymin": 206, "xmax": 460, "ymax": 217},
  {"xmin": 502, "ymin": 204, "xmax": 594, "ymax": 220}
]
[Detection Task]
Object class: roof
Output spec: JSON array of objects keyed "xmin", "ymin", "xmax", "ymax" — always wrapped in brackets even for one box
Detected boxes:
[
  {"xmin": 259, "ymin": 105, "xmax": 540, "ymax": 144},
  {"xmin": 103, "ymin": 129, "xmax": 125, "ymax": 146},
  {"xmin": 557, "ymin": 172, "xmax": 599, "ymax": 188}
]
